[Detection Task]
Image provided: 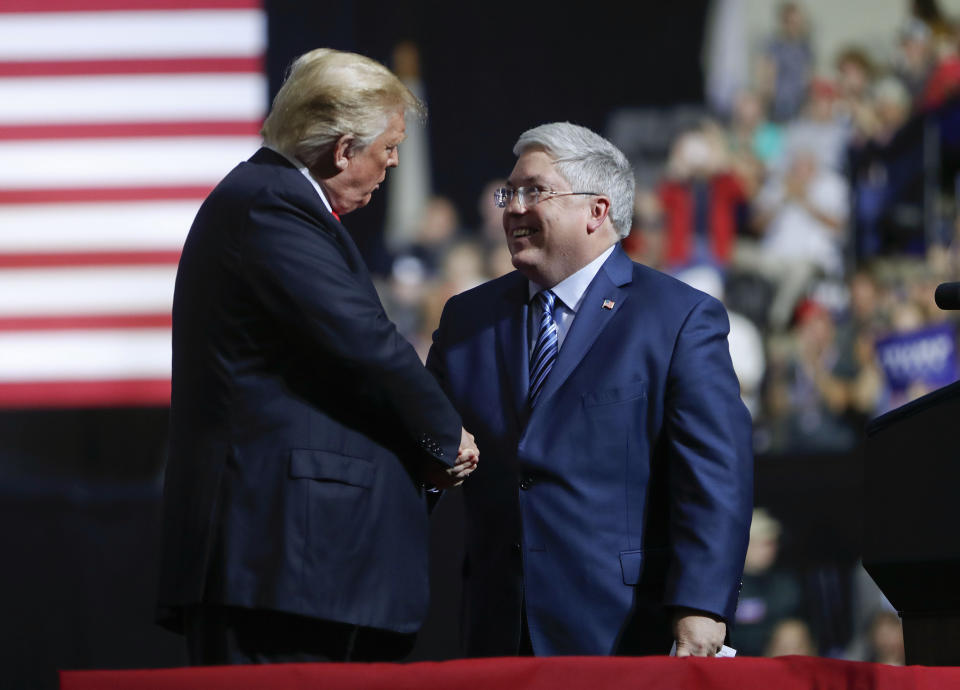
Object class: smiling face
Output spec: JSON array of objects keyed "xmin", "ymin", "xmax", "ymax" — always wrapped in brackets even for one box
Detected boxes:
[
  {"xmin": 503, "ymin": 148, "xmax": 614, "ymax": 287},
  {"xmin": 323, "ymin": 108, "xmax": 405, "ymax": 215}
]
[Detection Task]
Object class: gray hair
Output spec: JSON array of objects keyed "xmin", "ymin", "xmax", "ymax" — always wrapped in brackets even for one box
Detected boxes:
[
  {"xmin": 513, "ymin": 122, "xmax": 635, "ymax": 238},
  {"xmin": 261, "ymin": 48, "xmax": 425, "ymax": 169}
]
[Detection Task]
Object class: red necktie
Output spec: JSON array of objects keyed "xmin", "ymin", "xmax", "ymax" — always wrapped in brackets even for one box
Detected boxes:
[{"xmin": 332, "ymin": 210, "xmax": 340, "ymax": 221}]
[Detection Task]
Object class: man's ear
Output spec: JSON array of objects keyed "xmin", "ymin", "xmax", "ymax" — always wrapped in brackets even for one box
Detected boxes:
[
  {"xmin": 333, "ymin": 134, "xmax": 355, "ymax": 171},
  {"xmin": 586, "ymin": 195, "xmax": 611, "ymax": 234}
]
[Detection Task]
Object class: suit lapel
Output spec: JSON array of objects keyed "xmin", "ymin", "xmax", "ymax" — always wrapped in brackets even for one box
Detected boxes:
[
  {"xmin": 251, "ymin": 148, "xmax": 372, "ymax": 281},
  {"xmin": 496, "ymin": 274, "xmax": 531, "ymax": 426},
  {"xmin": 534, "ymin": 245, "xmax": 634, "ymax": 407}
]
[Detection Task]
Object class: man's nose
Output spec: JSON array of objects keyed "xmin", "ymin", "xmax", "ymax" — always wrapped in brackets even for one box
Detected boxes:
[{"xmin": 505, "ymin": 192, "xmax": 526, "ymax": 212}]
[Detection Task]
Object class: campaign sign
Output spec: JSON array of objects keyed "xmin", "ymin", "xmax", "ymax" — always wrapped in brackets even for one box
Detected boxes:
[{"xmin": 875, "ymin": 323, "xmax": 959, "ymax": 394}]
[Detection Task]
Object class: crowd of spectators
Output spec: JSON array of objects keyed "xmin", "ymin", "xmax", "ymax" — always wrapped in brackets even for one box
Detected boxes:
[
  {"xmin": 367, "ymin": 0, "xmax": 960, "ymax": 663},
  {"xmin": 635, "ymin": 0, "xmax": 959, "ymax": 662},
  {"xmin": 626, "ymin": 1, "xmax": 960, "ymax": 461}
]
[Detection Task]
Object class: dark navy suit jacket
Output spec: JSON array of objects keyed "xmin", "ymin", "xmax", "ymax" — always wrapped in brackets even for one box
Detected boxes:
[
  {"xmin": 158, "ymin": 148, "xmax": 462, "ymax": 634},
  {"xmin": 427, "ymin": 245, "xmax": 753, "ymax": 655}
]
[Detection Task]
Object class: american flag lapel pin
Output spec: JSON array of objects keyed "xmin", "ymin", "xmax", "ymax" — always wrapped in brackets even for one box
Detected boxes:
[{"xmin": 602, "ymin": 299, "xmax": 615, "ymax": 310}]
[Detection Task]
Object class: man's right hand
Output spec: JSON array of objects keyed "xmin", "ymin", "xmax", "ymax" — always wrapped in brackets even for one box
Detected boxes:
[
  {"xmin": 425, "ymin": 428, "xmax": 479, "ymax": 489},
  {"xmin": 457, "ymin": 427, "xmax": 479, "ymax": 467}
]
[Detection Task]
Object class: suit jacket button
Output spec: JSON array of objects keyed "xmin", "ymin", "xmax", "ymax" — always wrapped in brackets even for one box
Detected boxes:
[
  {"xmin": 513, "ymin": 542, "xmax": 522, "ymax": 554},
  {"xmin": 519, "ymin": 477, "xmax": 532, "ymax": 490}
]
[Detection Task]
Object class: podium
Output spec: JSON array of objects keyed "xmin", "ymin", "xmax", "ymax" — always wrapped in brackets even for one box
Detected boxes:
[{"xmin": 864, "ymin": 379, "xmax": 960, "ymax": 665}]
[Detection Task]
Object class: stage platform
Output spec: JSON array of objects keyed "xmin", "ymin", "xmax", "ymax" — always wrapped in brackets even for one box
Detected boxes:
[{"xmin": 60, "ymin": 655, "xmax": 960, "ymax": 690}]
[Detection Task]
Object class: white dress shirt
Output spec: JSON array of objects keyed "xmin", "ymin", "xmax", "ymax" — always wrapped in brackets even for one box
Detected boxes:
[{"xmin": 528, "ymin": 244, "xmax": 616, "ymax": 351}]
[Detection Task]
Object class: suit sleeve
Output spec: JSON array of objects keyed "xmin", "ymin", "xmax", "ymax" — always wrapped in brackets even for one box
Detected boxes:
[
  {"xmin": 240, "ymin": 187, "xmax": 461, "ymax": 465},
  {"xmin": 662, "ymin": 295, "xmax": 754, "ymax": 621},
  {"xmin": 425, "ymin": 297, "xmax": 453, "ymax": 396}
]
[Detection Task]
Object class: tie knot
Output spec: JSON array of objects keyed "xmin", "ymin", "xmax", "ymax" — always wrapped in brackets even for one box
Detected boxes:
[{"xmin": 537, "ymin": 290, "xmax": 556, "ymax": 313}]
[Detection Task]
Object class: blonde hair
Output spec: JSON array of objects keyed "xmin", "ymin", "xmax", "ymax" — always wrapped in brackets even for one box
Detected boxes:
[{"xmin": 261, "ymin": 48, "xmax": 425, "ymax": 168}]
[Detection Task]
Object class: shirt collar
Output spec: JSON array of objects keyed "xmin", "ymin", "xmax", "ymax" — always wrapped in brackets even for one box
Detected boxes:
[
  {"xmin": 265, "ymin": 145, "xmax": 334, "ymax": 215},
  {"xmin": 528, "ymin": 244, "xmax": 617, "ymax": 312}
]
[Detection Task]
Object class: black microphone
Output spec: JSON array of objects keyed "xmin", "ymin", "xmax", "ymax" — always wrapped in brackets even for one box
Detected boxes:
[{"xmin": 935, "ymin": 282, "xmax": 960, "ymax": 310}]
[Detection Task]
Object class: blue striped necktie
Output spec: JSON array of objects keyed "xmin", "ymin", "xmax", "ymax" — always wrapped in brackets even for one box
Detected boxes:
[{"xmin": 529, "ymin": 290, "xmax": 558, "ymax": 408}]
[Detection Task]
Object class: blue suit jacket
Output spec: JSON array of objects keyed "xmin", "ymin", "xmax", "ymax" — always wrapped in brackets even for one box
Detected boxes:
[
  {"xmin": 158, "ymin": 148, "xmax": 462, "ymax": 634},
  {"xmin": 426, "ymin": 245, "xmax": 753, "ymax": 655}
]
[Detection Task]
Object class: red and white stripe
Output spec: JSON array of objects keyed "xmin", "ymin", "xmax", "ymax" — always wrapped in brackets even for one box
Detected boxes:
[{"xmin": 0, "ymin": 0, "xmax": 266, "ymax": 408}]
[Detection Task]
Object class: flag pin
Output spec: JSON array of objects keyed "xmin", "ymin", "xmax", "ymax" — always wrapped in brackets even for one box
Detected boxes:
[{"xmin": 602, "ymin": 299, "xmax": 615, "ymax": 310}]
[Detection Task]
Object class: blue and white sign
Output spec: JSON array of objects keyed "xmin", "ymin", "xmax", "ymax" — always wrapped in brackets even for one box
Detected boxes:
[{"xmin": 875, "ymin": 323, "xmax": 958, "ymax": 394}]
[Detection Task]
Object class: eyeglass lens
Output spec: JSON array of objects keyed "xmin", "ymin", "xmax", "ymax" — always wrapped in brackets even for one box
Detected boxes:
[{"xmin": 494, "ymin": 186, "xmax": 539, "ymax": 208}]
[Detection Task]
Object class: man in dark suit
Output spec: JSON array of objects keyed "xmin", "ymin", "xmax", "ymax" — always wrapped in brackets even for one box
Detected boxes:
[
  {"xmin": 427, "ymin": 123, "xmax": 752, "ymax": 657},
  {"xmin": 158, "ymin": 48, "xmax": 477, "ymax": 665}
]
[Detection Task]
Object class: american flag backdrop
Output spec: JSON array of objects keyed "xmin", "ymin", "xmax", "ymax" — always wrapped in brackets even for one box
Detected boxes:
[{"xmin": 0, "ymin": 0, "xmax": 266, "ymax": 408}]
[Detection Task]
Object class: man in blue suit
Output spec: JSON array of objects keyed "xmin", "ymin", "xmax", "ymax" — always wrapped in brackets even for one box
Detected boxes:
[
  {"xmin": 427, "ymin": 123, "xmax": 752, "ymax": 657},
  {"xmin": 158, "ymin": 48, "xmax": 477, "ymax": 665}
]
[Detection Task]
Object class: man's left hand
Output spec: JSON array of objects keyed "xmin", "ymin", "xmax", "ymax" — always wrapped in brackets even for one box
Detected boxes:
[{"xmin": 672, "ymin": 611, "xmax": 726, "ymax": 657}]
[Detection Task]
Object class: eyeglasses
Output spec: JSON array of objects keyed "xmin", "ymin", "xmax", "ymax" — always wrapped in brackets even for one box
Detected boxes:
[{"xmin": 493, "ymin": 186, "xmax": 599, "ymax": 209}]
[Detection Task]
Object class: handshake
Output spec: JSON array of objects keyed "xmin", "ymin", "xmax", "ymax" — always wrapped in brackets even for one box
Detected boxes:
[{"xmin": 424, "ymin": 427, "xmax": 479, "ymax": 489}]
